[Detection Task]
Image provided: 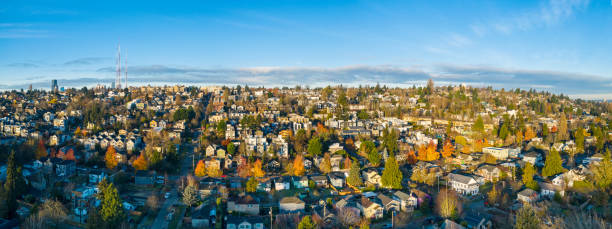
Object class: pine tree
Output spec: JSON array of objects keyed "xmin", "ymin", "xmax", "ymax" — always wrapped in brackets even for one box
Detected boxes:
[
  {"xmin": 347, "ymin": 159, "xmax": 363, "ymax": 187},
  {"xmin": 515, "ymin": 204, "xmax": 540, "ymax": 229},
  {"xmin": 473, "ymin": 115, "xmax": 485, "ymax": 134},
  {"xmin": 246, "ymin": 177, "xmax": 258, "ymax": 193},
  {"xmin": 298, "ymin": 216, "xmax": 315, "ymax": 229},
  {"xmin": 575, "ymin": 127, "xmax": 585, "ymax": 153},
  {"xmin": 558, "ymin": 114, "xmax": 569, "ymax": 141},
  {"xmin": 2, "ymin": 151, "xmax": 18, "ymax": 219},
  {"xmin": 542, "ymin": 148, "xmax": 564, "ymax": 177},
  {"xmin": 381, "ymin": 155, "xmax": 402, "ymax": 189},
  {"xmin": 522, "ymin": 162, "xmax": 538, "ymax": 190},
  {"xmin": 99, "ymin": 181, "xmax": 125, "ymax": 227}
]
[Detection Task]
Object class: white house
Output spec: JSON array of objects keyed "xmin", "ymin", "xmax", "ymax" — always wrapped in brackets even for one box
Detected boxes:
[{"xmin": 447, "ymin": 173, "xmax": 482, "ymax": 195}]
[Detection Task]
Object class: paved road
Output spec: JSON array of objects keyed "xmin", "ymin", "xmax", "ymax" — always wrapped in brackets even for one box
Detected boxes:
[
  {"xmin": 149, "ymin": 144, "xmax": 195, "ymax": 229},
  {"xmin": 150, "ymin": 191, "xmax": 178, "ymax": 229}
]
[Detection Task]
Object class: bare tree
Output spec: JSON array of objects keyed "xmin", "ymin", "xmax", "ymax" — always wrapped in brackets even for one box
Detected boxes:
[
  {"xmin": 435, "ymin": 189, "xmax": 462, "ymax": 219},
  {"xmin": 146, "ymin": 194, "xmax": 160, "ymax": 212},
  {"xmin": 338, "ymin": 207, "xmax": 360, "ymax": 227},
  {"xmin": 22, "ymin": 199, "xmax": 68, "ymax": 229}
]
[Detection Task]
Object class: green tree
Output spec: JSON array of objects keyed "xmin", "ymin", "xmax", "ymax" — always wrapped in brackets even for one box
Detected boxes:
[
  {"xmin": 227, "ymin": 142, "xmax": 236, "ymax": 155},
  {"xmin": 99, "ymin": 181, "xmax": 126, "ymax": 227},
  {"xmin": 298, "ymin": 216, "xmax": 315, "ymax": 229},
  {"xmin": 591, "ymin": 149, "xmax": 612, "ymax": 190},
  {"xmin": 575, "ymin": 127, "xmax": 585, "ymax": 153},
  {"xmin": 346, "ymin": 159, "xmax": 363, "ymax": 187},
  {"xmin": 367, "ymin": 148, "xmax": 381, "ymax": 166},
  {"xmin": 558, "ymin": 114, "xmax": 569, "ymax": 141},
  {"xmin": 472, "ymin": 115, "xmax": 485, "ymax": 134},
  {"xmin": 1, "ymin": 151, "xmax": 19, "ymax": 219},
  {"xmin": 307, "ymin": 137, "xmax": 322, "ymax": 156},
  {"xmin": 522, "ymin": 162, "xmax": 538, "ymax": 190},
  {"xmin": 381, "ymin": 155, "xmax": 402, "ymax": 189},
  {"xmin": 246, "ymin": 177, "xmax": 258, "ymax": 193},
  {"xmin": 514, "ymin": 204, "xmax": 540, "ymax": 229},
  {"xmin": 542, "ymin": 148, "xmax": 564, "ymax": 177}
]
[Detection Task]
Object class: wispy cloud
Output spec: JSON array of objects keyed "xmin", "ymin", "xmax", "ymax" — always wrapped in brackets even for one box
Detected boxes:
[
  {"xmin": 447, "ymin": 33, "xmax": 472, "ymax": 47},
  {"xmin": 6, "ymin": 63, "xmax": 39, "ymax": 68},
  {"xmin": 0, "ymin": 23, "xmax": 50, "ymax": 39},
  {"xmin": 64, "ymin": 57, "xmax": 110, "ymax": 66},
  {"xmin": 492, "ymin": 0, "xmax": 590, "ymax": 34}
]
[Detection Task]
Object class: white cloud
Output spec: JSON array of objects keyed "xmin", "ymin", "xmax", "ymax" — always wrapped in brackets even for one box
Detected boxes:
[{"xmin": 492, "ymin": 0, "xmax": 590, "ymax": 34}]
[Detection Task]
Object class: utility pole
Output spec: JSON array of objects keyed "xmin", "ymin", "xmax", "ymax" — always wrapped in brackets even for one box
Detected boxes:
[
  {"xmin": 269, "ymin": 207, "xmax": 273, "ymax": 229},
  {"xmin": 391, "ymin": 210, "xmax": 394, "ymax": 229}
]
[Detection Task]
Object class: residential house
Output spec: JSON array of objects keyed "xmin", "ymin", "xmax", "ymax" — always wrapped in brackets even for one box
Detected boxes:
[
  {"xmin": 357, "ymin": 197, "xmax": 383, "ymax": 219},
  {"xmin": 475, "ymin": 164, "xmax": 501, "ymax": 182},
  {"xmin": 517, "ymin": 189, "xmax": 538, "ymax": 203},
  {"xmin": 225, "ymin": 216, "xmax": 264, "ymax": 229},
  {"xmin": 89, "ymin": 170, "xmax": 107, "ymax": 184},
  {"xmin": 377, "ymin": 193, "xmax": 400, "ymax": 212},
  {"xmin": 279, "ymin": 196, "xmax": 305, "ymax": 213},
  {"xmin": 227, "ymin": 195, "xmax": 260, "ymax": 215},
  {"xmin": 274, "ymin": 176, "xmax": 291, "ymax": 191},
  {"xmin": 292, "ymin": 176, "xmax": 309, "ymax": 189},
  {"xmin": 311, "ymin": 175, "xmax": 328, "ymax": 188},
  {"xmin": 539, "ymin": 181, "xmax": 565, "ymax": 198},
  {"xmin": 447, "ymin": 173, "xmax": 482, "ymax": 195},
  {"xmin": 56, "ymin": 159, "xmax": 76, "ymax": 178},
  {"xmin": 394, "ymin": 191, "xmax": 418, "ymax": 212},
  {"xmin": 328, "ymin": 172, "xmax": 345, "ymax": 188},
  {"xmin": 482, "ymin": 147, "xmax": 509, "ymax": 160}
]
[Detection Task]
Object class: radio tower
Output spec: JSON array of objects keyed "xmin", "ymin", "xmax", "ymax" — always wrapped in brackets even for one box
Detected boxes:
[
  {"xmin": 124, "ymin": 49, "xmax": 128, "ymax": 89},
  {"xmin": 116, "ymin": 43, "xmax": 122, "ymax": 89}
]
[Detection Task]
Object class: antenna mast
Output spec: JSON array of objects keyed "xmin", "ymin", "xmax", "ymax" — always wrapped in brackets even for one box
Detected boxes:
[
  {"xmin": 116, "ymin": 43, "xmax": 122, "ymax": 89},
  {"xmin": 124, "ymin": 49, "xmax": 128, "ymax": 89}
]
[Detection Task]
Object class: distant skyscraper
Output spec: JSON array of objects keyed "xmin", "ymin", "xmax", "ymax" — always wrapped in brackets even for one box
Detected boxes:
[
  {"xmin": 51, "ymin": 80, "xmax": 58, "ymax": 92},
  {"xmin": 28, "ymin": 84, "xmax": 32, "ymax": 91}
]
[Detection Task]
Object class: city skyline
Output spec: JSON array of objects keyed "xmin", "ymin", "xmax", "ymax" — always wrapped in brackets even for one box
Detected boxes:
[{"xmin": 1, "ymin": 0, "xmax": 612, "ymax": 98}]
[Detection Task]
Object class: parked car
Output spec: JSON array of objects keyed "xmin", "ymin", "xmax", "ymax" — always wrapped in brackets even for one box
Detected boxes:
[{"xmin": 164, "ymin": 192, "xmax": 171, "ymax": 199}]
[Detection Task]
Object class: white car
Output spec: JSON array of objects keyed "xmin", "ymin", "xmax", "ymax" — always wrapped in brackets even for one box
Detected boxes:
[{"xmin": 164, "ymin": 192, "xmax": 171, "ymax": 199}]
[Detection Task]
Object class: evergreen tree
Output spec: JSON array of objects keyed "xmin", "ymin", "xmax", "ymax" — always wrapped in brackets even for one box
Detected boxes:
[
  {"xmin": 307, "ymin": 137, "xmax": 322, "ymax": 156},
  {"xmin": 381, "ymin": 155, "xmax": 402, "ymax": 189},
  {"xmin": 542, "ymin": 148, "xmax": 564, "ymax": 177},
  {"xmin": 575, "ymin": 127, "xmax": 585, "ymax": 153},
  {"xmin": 298, "ymin": 216, "xmax": 315, "ymax": 229},
  {"xmin": 246, "ymin": 177, "xmax": 258, "ymax": 193},
  {"xmin": 472, "ymin": 115, "xmax": 485, "ymax": 134},
  {"xmin": 2, "ymin": 151, "xmax": 19, "ymax": 219},
  {"xmin": 558, "ymin": 114, "xmax": 569, "ymax": 140},
  {"xmin": 515, "ymin": 204, "xmax": 540, "ymax": 229},
  {"xmin": 346, "ymin": 159, "xmax": 363, "ymax": 187},
  {"xmin": 367, "ymin": 147, "xmax": 381, "ymax": 166},
  {"xmin": 522, "ymin": 162, "xmax": 538, "ymax": 190},
  {"xmin": 99, "ymin": 181, "xmax": 125, "ymax": 227}
]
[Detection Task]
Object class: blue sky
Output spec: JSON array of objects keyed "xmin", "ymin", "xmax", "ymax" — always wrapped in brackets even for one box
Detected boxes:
[{"xmin": 1, "ymin": 0, "xmax": 611, "ymax": 98}]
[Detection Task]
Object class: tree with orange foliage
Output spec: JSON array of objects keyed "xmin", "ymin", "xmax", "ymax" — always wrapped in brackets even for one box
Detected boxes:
[
  {"xmin": 133, "ymin": 153, "xmax": 148, "ymax": 171},
  {"xmin": 35, "ymin": 139, "xmax": 47, "ymax": 159},
  {"xmin": 406, "ymin": 150, "xmax": 417, "ymax": 164},
  {"xmin": 207, "ymin": 159, "xmax": 223, "ymax": 177},
  {"xmin": 105, "ymin": 145, "xmax": 118, "ymax": 169},
  {"xmin": 74, "ymin": 127, "xmax": 82, "ymax": 137},
  {"xmin": 64, "ymin": 149, "xmax": 76, "ymax": 161},
  {"xmin": 316, "ymin": 123, "xmax": 328, "ymax": 134},
  {"xmin": 524, "ymin": 127, "xmax": 536, "ymax": 141},
  {"xmin": 237, "ymin": 156, "xmax": 251, "ymax": 178},
  {"xmin": 425, "ymin": 141, "xmax": 440, "ymax": 161},
  {"xmin": 251, "ymin": 159, "xmax": 265, "ymax": 177},
  {"xmin": 194, "ymin": 160, "xmax": 206, "ymax": 177},
  {"xmin": 292, "ymin": 154, "xmax": 305, "ymax": 176},
  {"xmin": 441, "ymin": 140, "xmax": 454, "ymax": 158},
  {"xmin": 343, "ymin": 155, "xmax": 352, "ymax": 170},
  {"xmin": 417, "ymin": 144, "xmax": 428, "ymax": 161},
  {"xmin": 56, "ymin": 150, "xmax": 66, "ymax": 159}
]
